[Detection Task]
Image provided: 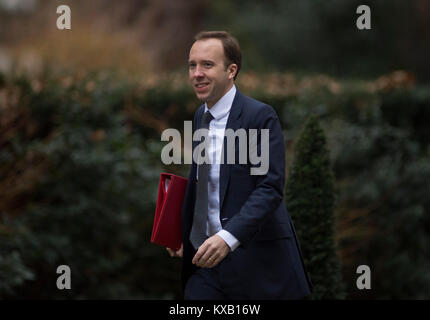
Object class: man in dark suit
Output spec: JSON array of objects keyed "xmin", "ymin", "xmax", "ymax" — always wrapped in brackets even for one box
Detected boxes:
[{"xmin": 167, "ymin": 31, "xmax": 311, "ymax": 299}]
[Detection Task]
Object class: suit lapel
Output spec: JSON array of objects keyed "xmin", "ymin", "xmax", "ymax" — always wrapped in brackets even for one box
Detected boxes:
[{"xmin": 219, "ymin": 90, "xmax": 244, "ymax": 211}]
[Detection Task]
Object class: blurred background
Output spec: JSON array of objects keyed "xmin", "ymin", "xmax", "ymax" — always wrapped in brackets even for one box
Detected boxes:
[{"xmin": 0, "ymin": 0, "xmax": 429, "ymax": 299}]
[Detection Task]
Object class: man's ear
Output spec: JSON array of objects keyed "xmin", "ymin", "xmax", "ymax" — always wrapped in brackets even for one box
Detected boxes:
[{"xmin": 227, "ymin": 64, "xmax": 238, "ymax": 80}]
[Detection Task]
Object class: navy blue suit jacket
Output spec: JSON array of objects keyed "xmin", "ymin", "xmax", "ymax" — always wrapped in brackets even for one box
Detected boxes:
[{"xmin": 181, "ymin": 90, "xmax": 312, "ymax": 299}]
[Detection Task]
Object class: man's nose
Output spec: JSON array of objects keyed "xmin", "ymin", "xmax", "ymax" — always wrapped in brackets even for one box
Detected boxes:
[{"xmin": 193, "ymin": 66, "xmax": 204, "ymax": 78}]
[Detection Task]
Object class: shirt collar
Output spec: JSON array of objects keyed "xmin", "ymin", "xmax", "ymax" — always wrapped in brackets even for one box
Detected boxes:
[{"xmin": 204, "ymin": 85, "xmax": 236, "ymax": 120}]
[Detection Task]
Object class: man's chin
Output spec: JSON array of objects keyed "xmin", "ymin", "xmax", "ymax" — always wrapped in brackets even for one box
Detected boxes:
[{"xmin": 195, "ymin": 92, "xmax": 209, "ymax": 102}]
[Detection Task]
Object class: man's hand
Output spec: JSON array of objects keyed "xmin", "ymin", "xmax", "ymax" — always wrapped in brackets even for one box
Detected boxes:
[
  {"xmin": 192, "ymin": 235, "xmax": 231, "ymax": 268},
  {"xmin": 166, "ymin": 244, "xmax": 183, "ymax": 258}
]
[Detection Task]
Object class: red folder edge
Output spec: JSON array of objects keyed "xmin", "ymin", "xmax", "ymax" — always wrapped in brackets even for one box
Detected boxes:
[{"xmin": 151, "ymin": 173, "xmax": 188, "ymax": 251}]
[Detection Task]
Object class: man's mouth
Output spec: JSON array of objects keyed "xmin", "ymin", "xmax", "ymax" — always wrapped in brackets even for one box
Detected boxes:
[{"xmin": 195, "ymin": 82, "xmax": 209, "ymax": 90}]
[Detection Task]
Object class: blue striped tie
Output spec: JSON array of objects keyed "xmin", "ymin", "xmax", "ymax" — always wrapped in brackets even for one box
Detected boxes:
[{"xmin": 190, "ymin": 111, "xmax": 214, "ymax": 249}]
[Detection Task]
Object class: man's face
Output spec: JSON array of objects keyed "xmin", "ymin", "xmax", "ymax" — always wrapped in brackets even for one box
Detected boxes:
[{"xmin": 188, "ymin": 38, "xmax": 236, "ymax": 108}]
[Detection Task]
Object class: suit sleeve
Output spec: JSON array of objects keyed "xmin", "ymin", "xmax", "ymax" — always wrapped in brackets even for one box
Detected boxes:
[{"xmin": 223, "ymin": 105, "xmax": 286, "ymax": 247}]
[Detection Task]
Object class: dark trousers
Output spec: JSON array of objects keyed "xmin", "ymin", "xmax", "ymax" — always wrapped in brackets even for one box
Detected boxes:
[{"xmin": 184, "ymin": 254, "xmax": 245, "ymax": 300}]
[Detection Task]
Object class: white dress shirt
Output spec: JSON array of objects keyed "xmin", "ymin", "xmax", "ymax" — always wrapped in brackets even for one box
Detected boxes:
[{"xmin": 196, "ymin": 85, "xmax": 240, "ymax": 251}]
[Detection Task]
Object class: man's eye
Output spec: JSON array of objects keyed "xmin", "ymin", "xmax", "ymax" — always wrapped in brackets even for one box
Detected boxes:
[
  {"xmin": 204, "ymin": 63, "xmax": 212, "ymax": 68},
  {"xmin": 189, "ymin": 63, "xmax": 196, "ymax": 68}
]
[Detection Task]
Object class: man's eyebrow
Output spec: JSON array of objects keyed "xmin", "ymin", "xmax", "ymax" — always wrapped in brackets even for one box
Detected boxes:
[{"xmin": 187, "ymin": 59, "xmax": 215, "ymax": 64}]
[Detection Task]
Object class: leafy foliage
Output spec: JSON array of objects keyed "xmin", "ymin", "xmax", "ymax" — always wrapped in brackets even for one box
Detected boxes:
[
  {"xmin": 1, "ymin": 70, "xmax": 429, "ymax": 299},
  {"xmin": 0, "ymin": 71, "xmax": 183, "ymax": 298},
  {"xmin": 285, "ymin": 115, "xmax": 345, "ymax": 299}
]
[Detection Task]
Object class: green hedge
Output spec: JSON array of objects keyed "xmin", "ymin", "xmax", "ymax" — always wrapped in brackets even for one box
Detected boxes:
[
  {"xmin": 0, "ymin": 70, "xmax": 429, "ymax": 299},
  {"xmin": 286, "ymin": 116, "xmax": 345, "ymax": 299}
]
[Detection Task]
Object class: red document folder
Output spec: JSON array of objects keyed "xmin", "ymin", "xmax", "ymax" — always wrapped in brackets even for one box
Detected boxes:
[{"xmin": 151, "ymin": 173, "xmax": 188, "ymax": 250}]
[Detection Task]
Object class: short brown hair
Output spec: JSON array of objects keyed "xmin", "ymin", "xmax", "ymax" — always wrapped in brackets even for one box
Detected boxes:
[{"xmin": 193, "ymin": 31, "xmax": 242, "ymax": 80}]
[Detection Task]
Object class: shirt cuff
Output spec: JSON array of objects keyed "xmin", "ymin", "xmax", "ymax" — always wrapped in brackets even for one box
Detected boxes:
[{"xmin": 216, "ymin": 230, "xmax": 241, "ymax": 251}]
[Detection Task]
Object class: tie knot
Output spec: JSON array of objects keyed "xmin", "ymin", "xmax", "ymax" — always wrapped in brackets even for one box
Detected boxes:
[{"xmin": 202, "ymin": 111, "xmax": 214, "ymax": 125}]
